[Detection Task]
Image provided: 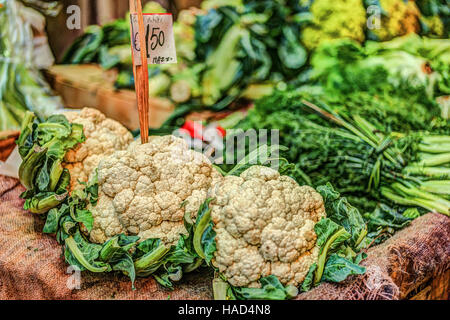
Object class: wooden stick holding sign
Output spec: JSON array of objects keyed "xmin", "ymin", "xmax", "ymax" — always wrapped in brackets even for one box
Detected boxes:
[
  {"xmin": 129, "ymin": 0, "xmax": 149, "ymax": 144},
  {"xmin": 129, "ymin": 2, "xmax": 178, "ymax": 144}
]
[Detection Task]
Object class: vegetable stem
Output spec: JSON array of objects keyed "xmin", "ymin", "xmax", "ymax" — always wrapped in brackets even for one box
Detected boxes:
[
  {"xmin": 391, "ymin": 183, "xmax": 450, "ymax": 207},
  {"xmin": 65, "ymin": 237, "xmax": 109, "ymax": 273},
  {"xmin": 193, "ymin": 208, "xmax": 212, "ymax": 259},
  {"xmin": 381, "ymin": 187, "xmax": 449, "ymax": 216},
  {"xmin": 415, "ymin": 153, "xmax": 450, "ymax": 167},
  {"xmin": 134, "ymin": 243, "xmax": 170, "ymax": 271},
  {"xmin": 403, "ymin": 166, "xmax": 450, "ymax": 178},
  {"xmin": 418, "ymin": 143, "xmax": 450, "ymax": 154},
  {"xmin": 314, "ymin": 228, "xmax": 346, "ymax": 285},
  {"xmin": 183, "ymin": 257, "xmax": 204, "ymax": 273},
  {"xmin": 419, "ymin": 180, "xmax": 450, "ymax": 195},
  {"xmin": 421, "ymin": 136, "xmax": 450, "ymax": 145},
  {"xmin": 213, "ymin": 278, "xmax": 230, "ymax": 300}
]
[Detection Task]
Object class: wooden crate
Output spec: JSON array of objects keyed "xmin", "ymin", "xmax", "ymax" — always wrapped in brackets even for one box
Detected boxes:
[
  {"xmin": 0, "ymin": 131, "xmax": 19, "ymax": 162},
  {"xmin": 410, "ymin": 269, "xmax": 449, "ymax": 300},
  {"xmin": 44, "ymin": 65, "xmax": 175, "ymax": 130}
]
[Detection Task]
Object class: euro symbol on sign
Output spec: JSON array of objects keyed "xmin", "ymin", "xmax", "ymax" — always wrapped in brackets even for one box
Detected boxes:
[{"xmin": 134, "ymin": 32, "xmax": 141, "ymax": 51}]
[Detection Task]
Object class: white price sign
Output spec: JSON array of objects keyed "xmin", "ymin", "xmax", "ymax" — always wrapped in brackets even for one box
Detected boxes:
[{"xmin": 130, "ymin": 13, "xmax": 177, "ymax": 66}]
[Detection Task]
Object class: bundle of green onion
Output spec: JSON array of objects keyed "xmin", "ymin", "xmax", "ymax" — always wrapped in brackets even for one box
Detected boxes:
[{"xmin": 301, "ymin": 100, "xmax": 449, "ymax": 216}]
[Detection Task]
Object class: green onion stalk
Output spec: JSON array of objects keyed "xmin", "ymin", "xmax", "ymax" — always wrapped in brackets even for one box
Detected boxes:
[{"xmin": 302, "ymin": 100, "xmax": 450, "ymax": 217}]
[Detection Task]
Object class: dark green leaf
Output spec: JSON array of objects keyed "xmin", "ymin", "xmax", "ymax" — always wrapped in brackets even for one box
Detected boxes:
[
  {"xmin": 201, "ymin": 224, "xmax": 216, "ymax": 265},
  {"xmin": 300, "ymin": 263, "xmax": 317, "ymax": 292},
  {"xmin": 111, "ymin": 254, "xmax": 136, "ymax": 288},
  {"xmin": 321, "ymin": 254, "xmax": 366, "ymax": 283},
  {"xmin": 64, "ymin": 231, "xmax": 109, "ymax": 272},
  {"xmin": 317, "ymin": 183, "xmax": 367, "ymax": 248},
  {"xmin": 278, "ymin": 26, "xmax": 307, "ymax": 69},
  {"xmin": 233, "ymin": 275, "xmax": 295, "ymax": 300},
  {"xmin": 37, "ymin": 158, "xmax": 50, "ymax": 191},
  {"xmin": 314, "ymin": 218, "xmax": 350, "ymax": 251},
  {"xmin": 73, "ymin": 209, "xmax": 94, "ymax": 232},
  {"xmin": 43, "ymin": 206, "xmax": 65, "ymax": 234}
]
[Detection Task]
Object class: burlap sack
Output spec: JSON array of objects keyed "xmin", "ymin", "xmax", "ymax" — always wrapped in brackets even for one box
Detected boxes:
[
  {"xmin": 0, "ymin": 175, "xmax": 448, "ymax": 300},
  {"xmin": 297, "ymin": 212, "xmax": 450, "ymax": 300}
]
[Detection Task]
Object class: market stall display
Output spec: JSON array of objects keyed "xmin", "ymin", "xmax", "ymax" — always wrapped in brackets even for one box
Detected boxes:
[
  {"xmin": 60, "ymin": 0, "xmax": 449, "ymax": 114},
  {"xmin": 0, "ymin": 172, "xmax": 447, "ymax": 299}
]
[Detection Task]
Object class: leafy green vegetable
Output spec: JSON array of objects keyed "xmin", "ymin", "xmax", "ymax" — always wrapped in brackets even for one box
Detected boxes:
[
  {"xmin": 62, "ymin": 25, "xmax": 105, "ymax": 64},
  {"xmin": 299, "ymin": 184, "xmax": 369, "ymax": 288},
  {"xmin": 17, "ymin": 113, "xmax": 86, "ymax": 214},
  {"xmin": 236, "ymin": 85, "xmax": 450, "ymax": 219},
  {"xmin": 317, "ymin": 184, "xmax": 368, "ymax": 248},
  {"xmin": 232, "ymin": 276, "xmax": 298, "ymax": 300},
  {"xmin": 191, "ymin": 198, "xmax": 215, "ymax": 264},
  {"xmin": 213, "ymin": 275, "xmax": 298, "ymax": 300},
  {"xmin": 311, "ymin": 37, "xmax": 450, "ymax": 101},
  {"xmin": 300, "ymin": 263, "xmax": 317, "ymax": 292},
  {"xmin": 321, "ymin": 254, "xmax": 366, "ymax": 283},
  {"xmin": 43, "ymin": 180, "xmax": 217, "ymax": 289}
]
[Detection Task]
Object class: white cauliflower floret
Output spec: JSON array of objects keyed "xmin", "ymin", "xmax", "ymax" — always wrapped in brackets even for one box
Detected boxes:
[
  {"xmin": 210, "ymin": 165, "xmax": 325, "ymax": 288},
  {"xmin": 63, "ymin": 108, "xmax": 133, "ymax": 191},
  {"xmin": 89, "ymin": 135, "xmax": 223, "ymax": 245}
]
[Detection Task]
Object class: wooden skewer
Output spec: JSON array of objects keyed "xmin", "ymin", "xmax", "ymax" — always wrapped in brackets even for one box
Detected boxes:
[{"xmin": 129, "ymin": 0, "xmax": 149, "ymax": 144}]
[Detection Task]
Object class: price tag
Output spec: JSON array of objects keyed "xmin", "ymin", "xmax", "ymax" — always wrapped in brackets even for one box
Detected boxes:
[{"xmin": 130, "ymin": 13, "xmax": 177, "ymax": 66}]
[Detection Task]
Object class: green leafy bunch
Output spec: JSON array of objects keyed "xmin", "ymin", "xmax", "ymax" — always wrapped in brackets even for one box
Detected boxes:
[
  {"xmin": 193, "ymin": 0, "xmax": 311, "ymax": 109},
  {"xmin": 234, "ymin": 90, "xmax": 449, "ymax": 243},
  {"xmin": 301, "ymin": 100, "xmax": 450, "ymax": 216},
  {"xmin": 301, "ymin": 183, "xmax": 368, "ymax": 291},
  {"xmin": 17, "ymin": 112, "xmax": 85, "ymax": 214},
  {"xmin": 311, "ymin": 36, "xmax": 450, "ymax": 102}
]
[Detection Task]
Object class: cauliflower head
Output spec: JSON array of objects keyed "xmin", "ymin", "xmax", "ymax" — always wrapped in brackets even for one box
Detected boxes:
[
  {"xmin": 63, "ymin": 108, "xmax": 133, "ymax": 191},
  {"xmin": 210, "ymin": 166, "xmax": 325, "ymax": 288},
  {"xmin": 89, "ymin": 135, "xmax": 223, "ymax": 245}
]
